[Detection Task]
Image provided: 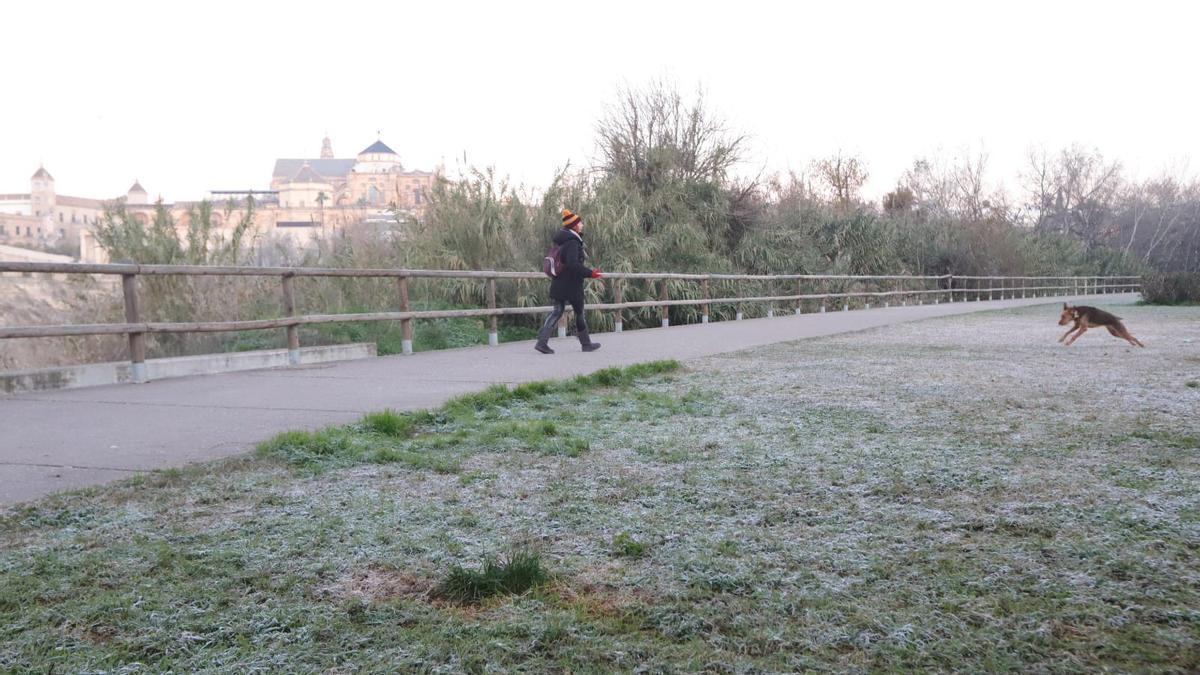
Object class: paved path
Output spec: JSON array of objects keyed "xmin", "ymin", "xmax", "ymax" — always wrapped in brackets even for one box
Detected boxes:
[{"xmin": 0, "ymin": 293, "xmax": 1137, "ymax": 505}]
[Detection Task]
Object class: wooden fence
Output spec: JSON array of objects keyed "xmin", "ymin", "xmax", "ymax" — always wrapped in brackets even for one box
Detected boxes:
[{"xmin": 0, "ymin": 261, "xmax": 1141, "ymax": 383}]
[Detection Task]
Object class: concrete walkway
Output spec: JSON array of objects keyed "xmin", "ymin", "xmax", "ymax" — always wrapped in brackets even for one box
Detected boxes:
[{"xmin": 0, "ymin": 293, "xmax": 1137, "ymax": 505}]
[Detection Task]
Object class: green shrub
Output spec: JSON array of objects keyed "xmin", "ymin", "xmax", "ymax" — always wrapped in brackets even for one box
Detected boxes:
[{"xmin": 1140, "ymin": 272, "xmax": 1200, "ymax": 305}]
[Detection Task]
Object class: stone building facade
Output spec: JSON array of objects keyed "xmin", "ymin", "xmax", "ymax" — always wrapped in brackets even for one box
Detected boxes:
[{"xmin": 1, "ymin": 136, "xmax": 439, "ymax": 262}]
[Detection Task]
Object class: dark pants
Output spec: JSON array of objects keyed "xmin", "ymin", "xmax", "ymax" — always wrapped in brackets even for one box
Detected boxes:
[{"xmin": 537, "ymin": 298, "xmax": 587, "ymax": 343}]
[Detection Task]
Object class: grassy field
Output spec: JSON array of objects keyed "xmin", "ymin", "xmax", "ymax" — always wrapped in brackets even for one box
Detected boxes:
[{"xmin": 2, "ymin": 304, "xmax": 1199, "ymax": 672}]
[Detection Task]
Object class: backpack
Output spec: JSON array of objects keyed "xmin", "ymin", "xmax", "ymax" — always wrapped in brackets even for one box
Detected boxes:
[{"xmin": 542, "ymin": 242, "xmax": 564, "ymax": 278}]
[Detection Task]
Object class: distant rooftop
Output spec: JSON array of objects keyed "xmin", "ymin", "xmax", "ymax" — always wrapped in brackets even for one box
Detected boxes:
[
  {"xmin": 272, "ymin": 158, "xmax": 356, "ymax": 179},
  {"xmin": 359, "ymin": 140, "xmax": 396, "ymax": 155},
  {"xmin": 291, "ymin": 163, "xmax": 326, "ymax": 184}
]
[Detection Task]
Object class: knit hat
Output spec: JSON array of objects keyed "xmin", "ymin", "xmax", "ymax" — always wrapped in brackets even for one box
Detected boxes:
[{"xmin": 561, "ymin": 209, "xmax": 581, "ymax": 228}]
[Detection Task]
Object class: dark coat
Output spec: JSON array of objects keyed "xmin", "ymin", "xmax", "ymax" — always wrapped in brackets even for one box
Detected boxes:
[{"xmin": 549, "ymin": 227, "xmax": 593, "ymax": 304}]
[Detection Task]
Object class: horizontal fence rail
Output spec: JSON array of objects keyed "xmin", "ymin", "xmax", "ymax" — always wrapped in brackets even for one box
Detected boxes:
[{"xmin": 0, "ymin": 261, "xmax": 1142, "ymax": 384}]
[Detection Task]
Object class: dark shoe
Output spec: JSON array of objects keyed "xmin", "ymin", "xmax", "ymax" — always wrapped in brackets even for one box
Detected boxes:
[
  {"xmin": 578, "ymin": 331, "xmax": 601, "ymax": 352},
  {"xmin": 534, "ymin": 342, "xmax": 554, "ymax": 354}
]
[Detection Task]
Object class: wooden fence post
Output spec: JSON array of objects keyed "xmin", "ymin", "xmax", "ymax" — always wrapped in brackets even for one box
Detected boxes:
[
  {"xmin": 122, "ymin": 273, "xmax": 147, "ymax": 383},
  {"xmin": 281, "ymin": 273, "xmax": 300, "ymax": 365},
  {"xmin": 614, "ymin": 280, "xmax": 624, "ymax": 332},
  {"xmin": 486, "ymin": 277, "xmax": 498, "ymax": 346},
  {"xmin": 660, "ymin": 278, "xmax": 669, "ymax": 327},
  {"xmin": 820, "ymin": 279, "xmax": 827, "ymax": 313},
  {"xmin": 702, "ymin": 277, "xmax": 710, "ymax": 323},
  {"xmin": 795, "ymin": 278, "xmax": 803, "ymax": 314},
  {"xmin": 397, "ymin": 276, "xmax": 413, "ymax": 355}
]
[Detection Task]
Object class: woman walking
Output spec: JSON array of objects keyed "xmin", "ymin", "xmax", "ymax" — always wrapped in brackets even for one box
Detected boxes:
[{"xmin": 535, "ymin": 209, "xmax": 603, "ymax": 354}]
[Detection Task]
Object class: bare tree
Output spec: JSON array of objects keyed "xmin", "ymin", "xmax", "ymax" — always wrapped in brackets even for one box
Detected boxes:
[
  {"xmin": 899, "ymin": 149, "xmax": 995, "ymax": 221},
  {"xmin": 595, "ymin": 81, "xmax": 746, "ymax": 198},
  {"xmin": 1115, "ymin": 171, "xmax": 1200, "ymax": 269},
  {"xmin": 812, "ymin": 152, "xmax": 869, "ymax": 208},
  {"xmin": 1023, "ymin": 145, "xmax": 1123, "ymax": 243}
]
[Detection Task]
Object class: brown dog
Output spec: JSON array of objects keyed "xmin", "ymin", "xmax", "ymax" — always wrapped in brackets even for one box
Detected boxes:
[{"xmin": 1058, "ymin": 303, "xmax": 1144, "ymax": 347}]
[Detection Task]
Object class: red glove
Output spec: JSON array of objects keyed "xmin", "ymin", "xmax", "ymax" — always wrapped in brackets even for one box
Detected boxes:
[{"xmin": 591, "ymin": 269, "xmax": 603, "ymax": 279}]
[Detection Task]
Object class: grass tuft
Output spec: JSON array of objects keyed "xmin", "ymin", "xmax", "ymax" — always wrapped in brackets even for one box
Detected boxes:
[
  {"xmin": 361, "ymin": 409, "xmax": 415, "ymax": 437},
  {"xmin": 255, "ymin": 429, "xmax": 354, "ymax": 469},
  {"xmin": 435, "ymin": 548, "xmax": 549, "ymax": 603},
  {"xmin": 574, "ymin": 360, "xmax": 680, "ymax": 389},
  {"xmin": 612, "ymin": 532, "xmax": 646, "ymax": 558}
]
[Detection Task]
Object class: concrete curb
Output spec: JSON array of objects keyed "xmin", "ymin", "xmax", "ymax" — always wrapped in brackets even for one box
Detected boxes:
[{"xmin": 0, "ymin": 342, "xmax": 376, "ymax": 394}]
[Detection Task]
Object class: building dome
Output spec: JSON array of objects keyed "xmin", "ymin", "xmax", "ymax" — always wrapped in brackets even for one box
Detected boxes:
[
  {"xmin": 358, "ymin": 140, "xmax": 396, "ymax": 156},
  {"xmin": 354, "ymin": 138, "xmax": 402, "ymax": 174}
]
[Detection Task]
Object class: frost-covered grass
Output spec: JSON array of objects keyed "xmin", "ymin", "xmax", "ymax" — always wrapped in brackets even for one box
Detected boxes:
[{"xmin": 2, "ymin": 304, "xmax": 1199, "ymax": 672}]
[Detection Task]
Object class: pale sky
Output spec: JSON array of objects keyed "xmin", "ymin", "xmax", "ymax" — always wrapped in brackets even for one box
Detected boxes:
[{"xmin": 2, "ymin": 0, "xmax": 1197, "ymax": 204}]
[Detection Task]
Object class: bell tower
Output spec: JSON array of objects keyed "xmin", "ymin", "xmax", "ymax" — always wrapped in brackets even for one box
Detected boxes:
[
  {"xmin": 30, "ymin": 165, "xmax": 56, "ymax": 217},
  {"xmin": 321, "ymin": 134, "xmax": 334, "ymax": 159}
]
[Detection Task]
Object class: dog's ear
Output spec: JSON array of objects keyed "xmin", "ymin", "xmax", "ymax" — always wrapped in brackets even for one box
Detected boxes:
[{"xmin": 1062, "ymin": 302, "xmax": 1069, "ymax": 309}]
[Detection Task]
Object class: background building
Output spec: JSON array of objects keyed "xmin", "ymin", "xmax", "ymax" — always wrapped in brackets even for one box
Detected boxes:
[
  {"xmin": 272, "ymin": 136, "xmax": 434, "ymax": 212},
  {"xmin": 0, "ymin": 167, "xmax": 110, "ymax": 253},
  {"xmin": 1, "ymin": 136, "xmax": 439, "ymax": 262}
]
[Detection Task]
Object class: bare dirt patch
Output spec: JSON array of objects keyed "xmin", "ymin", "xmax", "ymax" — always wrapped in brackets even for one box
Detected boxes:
[{"xmin": 322, "ymin": 564, "xmax": 435, "ymax": 603}]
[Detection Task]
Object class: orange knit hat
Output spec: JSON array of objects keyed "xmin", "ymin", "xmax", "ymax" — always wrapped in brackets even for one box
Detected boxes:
[{"xmin": 561, "ymin": 209, "xmax": 581, "ymax": 228}]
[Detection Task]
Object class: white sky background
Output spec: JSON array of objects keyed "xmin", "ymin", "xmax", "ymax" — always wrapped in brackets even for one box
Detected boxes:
[{"xmin": 2, "ymin": 0, "xmax": 1197, "ymax": 204}]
